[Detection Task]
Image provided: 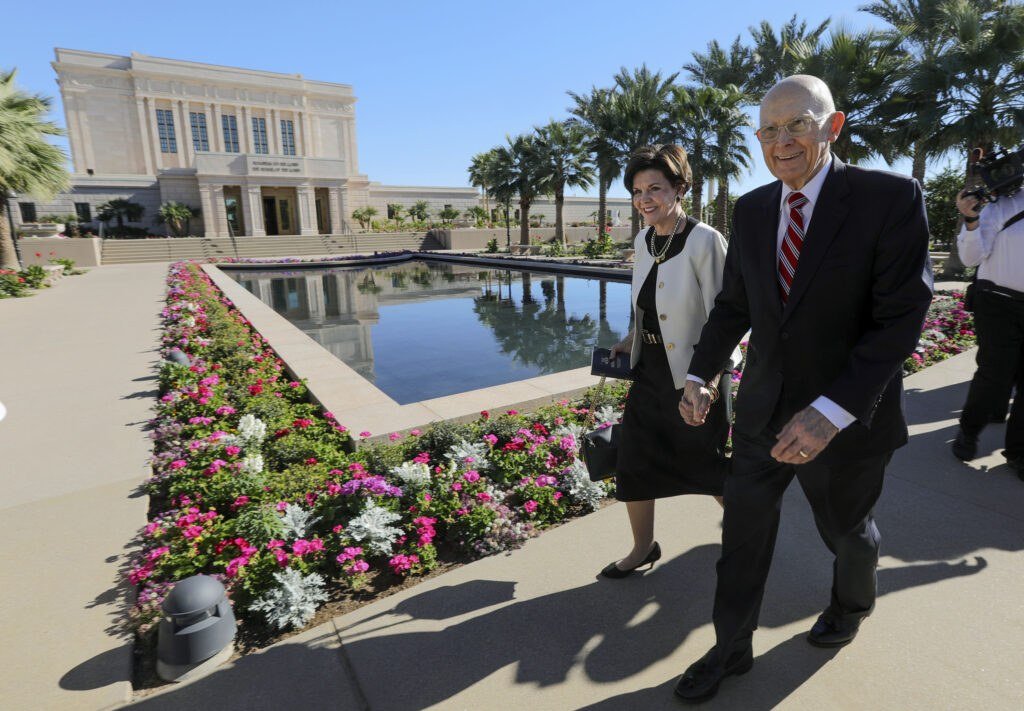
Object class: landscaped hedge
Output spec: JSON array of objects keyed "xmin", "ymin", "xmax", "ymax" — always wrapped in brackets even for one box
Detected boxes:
[
  {"xmin": 132, "ymin": 263, "xmax": 974, "ymax": 641},
  {"xmin": 132, "ymin": 262, "xmax": 626, "ymax": 636}
]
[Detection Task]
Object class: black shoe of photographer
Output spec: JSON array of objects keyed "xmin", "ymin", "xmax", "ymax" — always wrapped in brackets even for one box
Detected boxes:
[
  {"xmin": 951, "ymin": 428, "xmax": 978, "ymax": 461},
  {"xmin": 1006, "ymin": 455, "xmax": 1024, "ymax": 481},
  {"xmin": 674, "ymin": 647, "xmax": 753, "ymax": 703}
]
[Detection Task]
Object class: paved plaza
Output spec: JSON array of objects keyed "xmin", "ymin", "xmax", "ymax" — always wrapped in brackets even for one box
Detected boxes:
[{"xmin": 1, "ymin": 265, "xmax": 1022, "ymax": 710}]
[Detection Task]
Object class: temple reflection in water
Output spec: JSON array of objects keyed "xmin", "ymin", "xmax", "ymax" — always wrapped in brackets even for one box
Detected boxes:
[{"xmin": 232, "ymin": 260, "xmax": 632, "ymax": 403}]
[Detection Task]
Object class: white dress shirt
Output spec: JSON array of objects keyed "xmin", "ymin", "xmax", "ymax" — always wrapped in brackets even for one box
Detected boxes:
[
  {"xmin": 957, "ymin": 189, "xmax": 1024, "ymax": 293},
  {"xmin": 688, "ymin": 156, "xmax": 857, "ymax": 431}
]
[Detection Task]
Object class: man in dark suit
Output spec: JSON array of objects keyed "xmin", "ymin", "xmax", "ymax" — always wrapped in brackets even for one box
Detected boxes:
[{"xmin": 674, "ymin": 75, "xmax": 933, "ymax": 703}]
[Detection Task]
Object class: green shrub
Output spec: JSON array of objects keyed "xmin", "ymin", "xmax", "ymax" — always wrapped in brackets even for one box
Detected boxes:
[{"xmin": 485, "ymin": 238, "xmax": 499, "ymax": 253}]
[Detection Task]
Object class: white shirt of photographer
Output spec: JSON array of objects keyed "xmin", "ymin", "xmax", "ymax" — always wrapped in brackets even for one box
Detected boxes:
[{"xmin": 957, "ymin": 189, "xmax": 1024, "ymax": 293}]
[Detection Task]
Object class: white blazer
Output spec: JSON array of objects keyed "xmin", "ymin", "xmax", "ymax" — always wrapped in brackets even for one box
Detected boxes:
[{"xmin": 629, "ymin": 221, "xmax": 742, "ymax": 389}]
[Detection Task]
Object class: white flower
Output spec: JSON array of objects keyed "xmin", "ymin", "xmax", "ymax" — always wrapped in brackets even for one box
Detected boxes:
[
  {"xmin": 250, "ymin": 568, "xmax": 328, "ymax": 630},
  {"xmin": 562, "ymin": 459, "xmax": 606, "ymax": 512},
  {"xmin": 346, "ymin": 502, "xmax": 404, "ymax": 556},
  {"xmin": 447, "ymin": 438, "xmax": 490, "ymax": 469},
  {"xmin": 237, "ymin": 414, "xmax": 267, "ymax": 446},
  {"xmin": 390, "ymin": 461, "xmax": 431, "ymax": 490},
  {"xmin": 280, "ymin": 503, "xmax": 320, "ymax": 539},
  {"xmin": 241, "ymin": 453, "xmax": 264, "ymax": 475}
]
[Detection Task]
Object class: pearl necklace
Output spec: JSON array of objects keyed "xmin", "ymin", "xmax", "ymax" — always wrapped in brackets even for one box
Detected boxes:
[{"xmin": 648, "ymin": 211, "xmax": 685, "ymax": 263}]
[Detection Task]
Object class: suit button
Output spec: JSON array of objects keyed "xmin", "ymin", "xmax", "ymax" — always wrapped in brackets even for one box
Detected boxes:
[
  {"xmin": 666, "ymin": 343, "xmax": 675, "ymax": 351},
  {"xmin": 658, "ymin": 281, "xmax": 665, "ymax": 289},
  {"xmin": 659, "ymin": 314, "xmax": 667, "ymax": 321}
]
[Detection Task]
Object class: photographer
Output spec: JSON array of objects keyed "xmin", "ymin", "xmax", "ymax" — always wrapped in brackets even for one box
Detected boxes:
[{"xmin": 951, "ymin": 163, "xmax": 1024, "ymax": 479}]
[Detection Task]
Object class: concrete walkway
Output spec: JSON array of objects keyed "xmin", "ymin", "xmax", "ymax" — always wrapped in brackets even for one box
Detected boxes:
[
  {"xmin": 124, "ymin": 349, "xmax": 1024, "ymax": 710},
  {"xmin": 3, "ymin": 264, "xmax": 1022, "ymax": 710},
  {"xmin": 0, "ymin": 263, "xmax": 168, "ymax": 710}
]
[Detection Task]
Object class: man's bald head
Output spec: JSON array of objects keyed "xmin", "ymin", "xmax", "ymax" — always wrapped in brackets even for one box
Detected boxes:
[{"xmin": 761, "ymin": 75, "xmax": 836, "ymax": 119}]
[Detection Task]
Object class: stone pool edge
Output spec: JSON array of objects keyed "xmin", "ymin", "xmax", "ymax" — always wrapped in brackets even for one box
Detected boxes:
[{"xmin": 202, "ymin": 262, "xmax": 607, "ymax": 446}]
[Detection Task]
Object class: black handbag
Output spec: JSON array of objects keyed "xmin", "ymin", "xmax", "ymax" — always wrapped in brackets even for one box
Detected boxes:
[{"xmin": 581, "ymin": 423, "xmax": 620, "ymax": 482}]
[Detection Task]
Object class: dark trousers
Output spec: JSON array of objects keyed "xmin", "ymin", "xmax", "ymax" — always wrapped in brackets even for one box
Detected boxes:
[
  {"xmin": 960, "ymin": 288, "xmax": 1024, "ymax": 460},
  {"xmin": 712, "ymin": 430, "xmax": 890, "ymax": 660}
]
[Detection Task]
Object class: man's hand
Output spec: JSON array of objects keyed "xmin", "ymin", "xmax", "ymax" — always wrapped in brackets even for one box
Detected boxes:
[
  {"xmin": 770, "ymin": 406, "xmax": 840, "ymax": 464},
  {"xmin": 679, "ymin": 380, "xmax": 714, "ymax": 426},
  {"xmin": 956, "ymin": 188, "xmax": 982, "ymax": 221}
]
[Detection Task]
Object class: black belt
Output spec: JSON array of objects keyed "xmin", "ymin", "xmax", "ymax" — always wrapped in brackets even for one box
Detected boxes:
[
  {"xmin": 640, "ymin": 329, "xmax": 663, "ymax": 344},
  {"xmin": 977, "ymin": 279, "xmax": 1024, "ymax": 302}
]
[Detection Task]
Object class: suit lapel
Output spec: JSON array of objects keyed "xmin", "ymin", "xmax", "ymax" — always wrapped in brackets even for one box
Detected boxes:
[
  {"xmin": 781, "ymin": 159, "xmax": 851, "ymax": 323},
  {"xmin": 757, "ymin": 182, "xmax": 784, "ymax": 322}
]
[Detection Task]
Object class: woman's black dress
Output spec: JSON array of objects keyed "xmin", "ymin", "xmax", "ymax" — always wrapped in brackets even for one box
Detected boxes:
[{"xmin": 615, "ymin": 222, "xmax": 729, "ymax": 501}]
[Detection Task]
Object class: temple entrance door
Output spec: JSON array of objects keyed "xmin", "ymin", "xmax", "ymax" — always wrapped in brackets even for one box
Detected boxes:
[{"xmin": 263, "ymin": 197, "xmax": 279, "ymax": 235}]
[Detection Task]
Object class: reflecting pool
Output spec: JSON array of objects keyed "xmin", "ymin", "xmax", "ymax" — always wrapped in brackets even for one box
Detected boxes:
[{"xmin": 230, "ymin": 260, "xmax": 633, "ymax": 404}]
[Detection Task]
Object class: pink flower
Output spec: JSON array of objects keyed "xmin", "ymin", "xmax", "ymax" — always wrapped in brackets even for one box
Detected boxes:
[
  {"xmin": 506, "ymin": 409, "xmax": 518, "ymax": 416},
  {"xmin": 346, "ymin": 560, "xmax": 370, "ymax": 574},
  {"xmin": 524, "ymin": 500, "xmax": 538, "ymax": 513},
  {"xmin": 276, "ymin": 501, "xmax": 288, "ymax": 512},
  {"xmin": 463, "ymin": 470, "xmax": 480, "ymax": 483},
  {"xmin": 181, "ymin": 524, "xmax": 204, "ymax": 539},
  {"xmin": 271, "ymin": 548, "xmax": 289, "ymax": 566},
  {"xmin": 451, "ymin": 482, "xmax": 463, "ymax": 492},
  {"xmin": 323, "ymin": 411, "xmax": 335, "ymax": 420},
  {"xmin": 225, "ymin": 445, "xmax": 241, "ymax": 457},
  {"xmin": 410, "ymin": 429, "xmax": 421, "ymax": 436},
  {"xmin": 476, "ymin": 492, "xmax": 492, "ymax": 502},
  {"xmin": 169, "ymin": 459, "xmax": 188, "ymax": 470},
  {"xmin": 215, "ymin": 406, "xmax": 236, "ymax": 415},
  {"xmin": 231, "ymin": 495, "xmax": 250, "ymax": 510},
  {"xmin": 359, "ymin": 431, "xmax": 371, "ymax": 438},
  {"xmin": 483, "ymin": 434, "xmax": 498, "ymax": 446},
  {"xmin": 147, "ymin": 546, "xmax": 170, "ymax": 561},
  {"xmin": 553, "ymin": 491, "xmax": 563, "ymax": 501},
  {"xmin": 389, "ymin": 432, "xmax": 401, "ymax": 441}
]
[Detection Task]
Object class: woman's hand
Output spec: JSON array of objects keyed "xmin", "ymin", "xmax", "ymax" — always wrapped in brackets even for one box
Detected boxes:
[{"xmin": 609, "ymin": 331, "xmax": 633, "ymax": 360}]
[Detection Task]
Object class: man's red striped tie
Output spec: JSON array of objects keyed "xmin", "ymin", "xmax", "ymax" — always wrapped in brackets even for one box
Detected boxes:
[{"xmin": 778, "ymin": 191, "xmax": 808, "ymax": 303}]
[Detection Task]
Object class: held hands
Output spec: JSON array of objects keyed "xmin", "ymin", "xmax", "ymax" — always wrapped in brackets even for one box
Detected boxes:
[
  {"xmin": 770, "ymin": 406, "xmax": 839, "ymax": 464},
  {"xmin": 679, "ymin": 377, "xmax": 719, "ymax": 426}
]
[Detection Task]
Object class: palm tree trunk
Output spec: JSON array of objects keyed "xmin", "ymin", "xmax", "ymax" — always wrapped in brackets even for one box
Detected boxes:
[
  {"xmin": 599, "ymin": 281, "xmax": 607, "ymax": 321},
  {"xmin": 519, "ymin": 199, "xmax": 531, "ymax": 246},
  {"xmin": 691, "ymin": 180, "xmax": 704, "ymax": 223},
  {"xmin": 597, "ymin": 171, "xmax": 608, "ymax": 237},
  {"xmin": 0, "ymin": 195, "xmax": 21, "ymax": 270},
  {"xmin": 911, "ymin": 141, "xmax": 927, "ymax": 184},
  {"xmin": 555, "ymin": 186, "xmax": 565, "ymax": 247},
  {"xmin": 715, "ymin": 180, "xmax": 729, "ymax": 236}
]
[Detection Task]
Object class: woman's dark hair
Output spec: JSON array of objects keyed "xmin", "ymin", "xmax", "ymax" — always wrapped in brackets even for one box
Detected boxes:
[{"xmin": 623, "ymin": 144, "xmax": 693, "ymax": 195}]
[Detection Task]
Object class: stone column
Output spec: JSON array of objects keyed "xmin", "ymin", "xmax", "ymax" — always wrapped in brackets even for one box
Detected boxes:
[
  {"xmin": 296, "ymin": 184, "xmax": 318, "ymax": 236},
  {"xmin": 211, "ymin": 103, "xmax": 223, "ymax": 152},
  {"xmin": 253, "ymin": 279, "xmax": 273, "ymax": 305},
  {"xmin": 150, "ymin": 102, "xmax": 163, "ymax": 171},
  {"xmin": 244, "ymin": 185, "xmax": 266, "ymax": 236},
  {"xmin": 211, "ymin": 184, "xmax": 230, "ymax": 237},
  {"xmin": 74, "ymin": 93, "xmax": 98, "ymax": 172},
  {"xmin": 178, "ymin": 100, "xmax": 194, "ymax": 167},
  {"xmin": 344, "ymin": 117, "xmax": 358, "ymax": 174},
  {"xmin": 269, "ymin": 108, "xmax": 279, "ymax": 155},
  {"xmin": 135, "ymin": 97, "xmax": 155, "ymax": 174},
  {"xmin": 240, "ymin": 106, "xmax": 251, "ymax": 153},
  {"xmin": 303, "ymin": 275, "xmax": 327, "ymax": 322},
  {"xmin": 328, "ymin": 186, "xmax": 345, "ymax": 234},
  {"xmin": 199, "ymin": 184, "xmax": 217, "ymax": 237},
  {"xmin": 300, "ymin": 111, "xmax": 313, "ymax": 157}
]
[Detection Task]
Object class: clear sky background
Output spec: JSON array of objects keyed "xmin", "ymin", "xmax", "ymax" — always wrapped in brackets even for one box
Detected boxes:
[{"xmin": 6, "ymin": 0, "xmax": 946, "ymax": 201}]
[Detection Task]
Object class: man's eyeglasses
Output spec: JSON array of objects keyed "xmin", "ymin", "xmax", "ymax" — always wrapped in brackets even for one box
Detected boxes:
[{"xmin": 756, "ymin": 114, "xmax": 831, "ymax": 143}]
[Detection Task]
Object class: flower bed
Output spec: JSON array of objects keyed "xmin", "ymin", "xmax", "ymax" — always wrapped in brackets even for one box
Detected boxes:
[
  {"xmin": 133, "ymin": 267, "xmax": 974, "ymax": 654},
  {"xmin": 134, "ymin": 263, "xmax": 627, "ymax": 642}
]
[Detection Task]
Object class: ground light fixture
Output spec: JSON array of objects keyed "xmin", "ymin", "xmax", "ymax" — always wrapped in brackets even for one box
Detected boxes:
[{"xmin": 157, "ymin": 574, "xmax": 236, "ymax": 682}]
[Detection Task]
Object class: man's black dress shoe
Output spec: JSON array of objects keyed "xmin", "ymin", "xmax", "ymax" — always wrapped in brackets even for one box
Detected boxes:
[
  {"xmin": 951, "ymin": 428, "xmax": 978, "ymax": 461},
  {"xmin": 600, "ymin": 542, "xmax": 661, "ymax": 579},
  {"xmin": 674, "ymin": 646, "xmax": 753, "ymax": 703},
  {"xmin": 807, "ymin": 612, "xmax": 860, "ymax": 648}
]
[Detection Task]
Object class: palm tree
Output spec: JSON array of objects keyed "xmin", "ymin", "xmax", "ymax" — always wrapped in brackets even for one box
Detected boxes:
[
  {"xmin": 468, "ymin": 149, "xmax": 500, "ymax": 216},
  {"xmin": 747, "ymin": 15, "xmax": 832, "ymax": 94},
  {"xmin": 790, "ymin": 27, "xmax": 907, "ymax": 164},
  {"xmin": 535, "ymin": 119, "xmax": 595, "ymax": 247},
  {"xmin": 567, "ymin": 86, "xmax": 622, "ymax": 236},
  {"xmin": 351, "ymin": 205, "xmax": 378, "ymax": 230},
  {"xmin": 97, "ymin": 198, "xmax": 145, "ymax": 237},
  {"xmin": 668, "ymin": 85, "xmax": 723, "ymax": 223},
  {"xmin": 0, "ymin": 69, "xmax": 69, "ymax": 269},
  {"xmin": 685, "ymin": 36, "xmax": 757, "ymax": 99},
  {"xmin": 387, "ymin": 202, "xmax": 404, "ymax": 226},
  {"xmin": 156, "ymin": 201, "xmax": 200, "ymax": 237},
  {"xmin": 407, "ymin": 200, "xmax": 430, "ymax": 223},
  {"xmin": 437, "ymin": 206, "xmax": 460, "ymax": 226},
  {"xmin": 708, "ymin": 86, "xmax": 752, "ymax": 236},
  {"xmin": 491, "ymin": 134, "xmax": 549, "ymax": 245}
]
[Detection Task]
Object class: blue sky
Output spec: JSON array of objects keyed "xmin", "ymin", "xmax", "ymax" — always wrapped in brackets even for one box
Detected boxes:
[{"xmin": 7, "ymin": 0, "xmax": 942, "ymax": 200}]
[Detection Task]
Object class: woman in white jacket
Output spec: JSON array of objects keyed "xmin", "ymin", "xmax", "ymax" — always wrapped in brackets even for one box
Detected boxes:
[{"xmin": 602, "ymin": 144, "xmax": 739, "ymax": 578}]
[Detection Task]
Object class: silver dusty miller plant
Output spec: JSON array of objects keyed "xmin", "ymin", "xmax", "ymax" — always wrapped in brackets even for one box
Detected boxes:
[
  {"xmin": 250, "ymin": 567, "xmax": 329, "ymax": 630},
  {"xmin": 562, "ymin": 459, "xmax": 605, "ymax": 512},
  {"xmin": 390, "ymin": 461, "xmax": 431, "ymax": 490},
  {"xmin": 446, "ymin": 438, "xmax": 491, "ymax": 470},
  {"xmin": 280, "ymin": 503, "xmax": 321, "ymax": 540},
  {"xmin": 345, "ymin": 502, "xmax": 404, "ymax": 556}
]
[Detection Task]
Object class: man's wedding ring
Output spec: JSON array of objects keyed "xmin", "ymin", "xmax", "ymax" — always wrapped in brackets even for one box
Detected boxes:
[{"xmin": 798, "ymin": 450, "xmax": 809, "ymax": 458}]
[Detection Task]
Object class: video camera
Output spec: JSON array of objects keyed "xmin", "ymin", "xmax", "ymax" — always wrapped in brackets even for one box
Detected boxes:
[{"xmin": 963, "ymin": 145, "xmax": 1024, "ymax": 203}]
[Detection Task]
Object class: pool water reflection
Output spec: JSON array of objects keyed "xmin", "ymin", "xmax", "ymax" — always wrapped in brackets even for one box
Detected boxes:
[{"xmin": 231, "ymin": 260, "xmax": 633, "ymax": 404}]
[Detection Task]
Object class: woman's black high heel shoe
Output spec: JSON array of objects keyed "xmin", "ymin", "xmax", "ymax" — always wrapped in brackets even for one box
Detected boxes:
[{"xmin": 600, "ymin": 542, "xmax": 662, "ymax": 579}]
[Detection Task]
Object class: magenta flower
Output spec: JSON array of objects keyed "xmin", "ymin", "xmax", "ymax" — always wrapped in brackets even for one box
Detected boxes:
[{"xmin": 524, "ymin": 500, "xmax": 538, "ymax": 513}]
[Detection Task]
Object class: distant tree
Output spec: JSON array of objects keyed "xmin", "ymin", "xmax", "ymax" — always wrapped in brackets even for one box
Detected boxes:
[
  {"xmin": 489, "ymin": 134, "xmax": 550, "ymax": 245},
  {"xmin": 156, "ymin": 201, "xmax": 200, "ymax": 237},
  {"xmin": 923, "ymin": 165, "xmax": 964, "ymax": 250},
  {"xmin": 387, "ymin": 203, "xmax": 404, "ymax": 225},
  {"xmin": 407, "ymin": 200, "xmax": 430, "ymax": 223},
  {"xmin": 534, "ymin": 119, "xmax": 594, "ymax": 246},
  {"xmin": 465, "ymin": 205, "xmax": 489, "ymax": 226},
  {"xmin": 468, "ymin": 149, "xmax": 500, "ymax": 216},
  {"xmin": 97, "ymin": 198, "xmax": 145, "ymax": 237},
  {"xmin": 351, "ymin": 206, "xmax": 378, "ymax": 230},
  {"xmin": 437, "ymin": 206, "xmax": 460, "ymax": 226},
  {"xmin": 567, "ymin": 86, "xmax": 622, "ymax": 236},
  {"xmin": 0, "ymin": 68, "xmax": 69, "ymax": 269}
]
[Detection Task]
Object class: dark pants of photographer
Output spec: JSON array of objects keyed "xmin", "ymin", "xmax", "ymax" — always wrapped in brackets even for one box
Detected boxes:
[{"xmin": 960, "ymin": 285, "xmax": 1024, "ymax": 462}]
